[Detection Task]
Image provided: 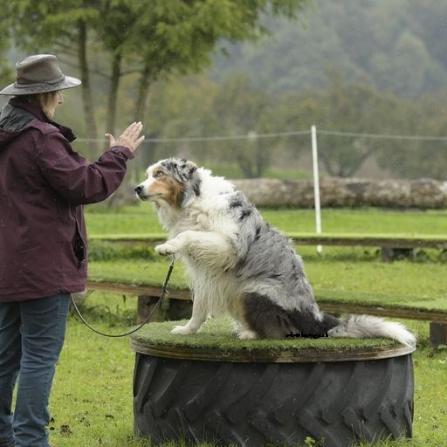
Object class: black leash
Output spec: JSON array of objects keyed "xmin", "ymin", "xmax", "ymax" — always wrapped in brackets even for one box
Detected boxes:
[{"xmin": 70, "ymin": 257, "xmax": 176, "ymax": 338}]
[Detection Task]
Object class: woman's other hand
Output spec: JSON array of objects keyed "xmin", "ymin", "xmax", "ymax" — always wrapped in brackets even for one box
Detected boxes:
[{"xmin": 105, "ymin": 122, "xmax": 144, "ymax": 153}]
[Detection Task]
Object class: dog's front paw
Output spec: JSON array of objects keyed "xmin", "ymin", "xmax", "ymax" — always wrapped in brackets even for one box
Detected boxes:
[
  {"xmin": 171, "ymin": 325, "xmax": 194, "ymax": 335},
  {"xmin": 238, "ymin": 329, "xmax": 258, "ymax": 340},
  {"xmin": 155, "ymin": 241, "xmax": 178, "ymax": 256}
]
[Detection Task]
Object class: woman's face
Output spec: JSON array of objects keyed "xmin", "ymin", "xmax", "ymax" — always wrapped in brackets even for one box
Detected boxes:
[{"xmin": 44, "ymin": 91, "xmax": 63, "ymax": 119}]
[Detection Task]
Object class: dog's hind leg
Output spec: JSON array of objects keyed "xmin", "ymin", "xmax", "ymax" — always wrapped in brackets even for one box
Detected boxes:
[
  {"xmin": 242, "ymin": 292, "xmax": 336, "ymax": 339},
  {"xmin": 156, "ymin": 230, "xmax": 237, "ymax": 270}
]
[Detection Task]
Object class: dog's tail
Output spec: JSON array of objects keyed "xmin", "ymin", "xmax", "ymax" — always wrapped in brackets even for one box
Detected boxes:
[{"xmin": 327, "ymin": 314, "xmax": 416, "ymax": 348}]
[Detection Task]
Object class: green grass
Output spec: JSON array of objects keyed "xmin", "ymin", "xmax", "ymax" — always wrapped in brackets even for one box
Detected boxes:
[
  {"xmin": 262, "ymin": 208, "xmax": 447, "ymax": 235},
  {"xmin": 85, "ymin": 203, "xmax": 447, "ymax": 236},
  {"xmin": 47, "ymin": 292, "xmax": 446, "ymax": 447},
  {"xmin": 306, "ymin": 258, "xmax": 447, "ymax": 311},
  {"xmin": 89, "ymin": 258, "xmax": 189, "ymax": 289},
  {"xmin": 66, "ymin": 205, "xmax": 447, "ymax": 446},
  {"xmin": 51, "ymin": 317, "xmax": 143, "ymax": 447},
  {"xmin": 131, "ymin": 318, "xmax": 398, "ymax": 354},
  {"xmin": 88, "ymin": 254, "xmax": 447, "ymax": 312},
  {"xmin": 86, "ymin": 204, "xmax": 163, "ymax": 235},
  {"xmin": 86, "ymin": 204, "xmax": 447, "ymax": 313}
]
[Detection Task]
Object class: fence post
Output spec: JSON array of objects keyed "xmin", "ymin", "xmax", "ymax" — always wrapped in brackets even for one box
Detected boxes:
[{"xmin": 311, "ymin": 125, "xmax": 323, "ymax": 254}]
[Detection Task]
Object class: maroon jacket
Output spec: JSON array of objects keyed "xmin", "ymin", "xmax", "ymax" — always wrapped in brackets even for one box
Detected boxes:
[{"xmin": 0, "ymin": 97, "xmax": 134, "ymax": 302}]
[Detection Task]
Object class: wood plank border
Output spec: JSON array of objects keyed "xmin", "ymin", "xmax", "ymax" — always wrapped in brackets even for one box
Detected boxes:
[
  {"xmin": 318, "ymin": 301, "xmax": 447, "ymax": 323},
  {"xmin": 89, "ymin": 233, "xmax": 447, "ymax": 249},
  {"xmin": 87, "ymin": 280, "xmax": 191, "ymax": 300},
  {"xmin": 292, "ymin": 236, "xmax": 447, "ymax": 249},
  {"xmin": 87, "ymin": 280, "xmax": 447, "ymax": 322}
]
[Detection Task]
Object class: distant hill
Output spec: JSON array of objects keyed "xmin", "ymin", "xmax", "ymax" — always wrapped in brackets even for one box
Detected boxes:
[{"xmin": 210, "ymin": 0, "xmax": 447, "ymax": 97}]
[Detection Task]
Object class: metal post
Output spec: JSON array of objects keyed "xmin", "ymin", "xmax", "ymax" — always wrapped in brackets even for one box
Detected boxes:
[{"xmin": 311, "ymin": 125, "xmax": 323, "ymax": 254}]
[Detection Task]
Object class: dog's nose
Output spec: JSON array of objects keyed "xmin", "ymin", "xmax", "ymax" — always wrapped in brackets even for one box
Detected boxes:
[{"xmin": 134, "ymin": 185, "xmax": 143, "ymax": 196}]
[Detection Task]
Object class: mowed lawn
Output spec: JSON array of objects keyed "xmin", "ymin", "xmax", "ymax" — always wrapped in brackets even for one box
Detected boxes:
[
  {"xmin": 85, "ymin": 203, "xmax": 447, "ymax": 236},
  {"xmin": 46, "ymin": 204, "xmax": 447, "ymax": 447}
]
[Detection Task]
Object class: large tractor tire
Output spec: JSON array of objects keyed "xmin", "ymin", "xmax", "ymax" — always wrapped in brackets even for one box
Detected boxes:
[{"xmin": 131, "ymin": 321, "xmax": 414, "ymax": 447}]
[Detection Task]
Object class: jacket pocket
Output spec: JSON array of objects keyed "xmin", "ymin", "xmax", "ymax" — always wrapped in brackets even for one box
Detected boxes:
[{"xmin": 73, "ymin": 217, "xmax": 86, "ymax": 265}]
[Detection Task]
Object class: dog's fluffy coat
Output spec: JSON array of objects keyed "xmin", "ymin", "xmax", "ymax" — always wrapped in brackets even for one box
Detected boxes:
[{"xmin": 135, "ymin": 158, "xmax": 416, "ymax": 347}]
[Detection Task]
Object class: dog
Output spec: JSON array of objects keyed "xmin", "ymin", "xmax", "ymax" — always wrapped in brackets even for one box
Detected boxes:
[{"xmin": 135, "ymin": 158, "xmax": 416, "ymax": 347}]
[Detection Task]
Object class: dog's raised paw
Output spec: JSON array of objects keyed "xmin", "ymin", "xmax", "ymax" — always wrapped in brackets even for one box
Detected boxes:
[
  {"xmin": 155, "ymin": 242, "xmax": 178, "ymax": 256},
  {"xmin": 171, "ymin": 325, "xmax": 194, "ymax": 335}
]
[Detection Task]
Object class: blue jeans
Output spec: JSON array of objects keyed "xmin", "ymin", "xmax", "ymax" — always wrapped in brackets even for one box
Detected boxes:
[{"xmin": 0, "ymin": 294, "xmax": 70, "ymax": 447}]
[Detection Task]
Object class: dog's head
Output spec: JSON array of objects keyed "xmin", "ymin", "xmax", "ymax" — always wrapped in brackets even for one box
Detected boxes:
[{"xmin": 135, "ymin": 158, "xmax": 201, "ymax": 208}]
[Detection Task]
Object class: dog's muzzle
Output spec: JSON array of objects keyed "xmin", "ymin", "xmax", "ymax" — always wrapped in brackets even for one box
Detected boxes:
[{"xmin": 134, "ymin": 185, "xmax": 146, "ymax": 200}]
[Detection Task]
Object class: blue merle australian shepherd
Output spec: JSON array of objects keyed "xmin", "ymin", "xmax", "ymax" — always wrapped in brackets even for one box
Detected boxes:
[{"xmin": 135, "ymin": 158, "xmax": 416, "ymax": 347}]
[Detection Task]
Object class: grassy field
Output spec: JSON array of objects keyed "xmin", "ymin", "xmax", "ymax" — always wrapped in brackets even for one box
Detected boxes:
[
  {"xmin": 88, "ymin": 256, "xmax": 447, "ymax": 312},
  {"xmin": 85, "ymin": 203, "xmax": 447, "ymax": 236},
  {"xmin": 46, "ymin": 204, "xmax": 447, "ymax": 446},
  {"xmin": 86, "ymin": 203, "xmax": 447, "ymax": 310}
]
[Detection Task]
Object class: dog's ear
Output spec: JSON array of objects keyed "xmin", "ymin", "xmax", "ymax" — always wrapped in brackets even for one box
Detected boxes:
[
  {"xmin": 178, "ymin": 159, "xmax": 197, "ymax": 179},
  {"xmin": 180, "ymin": 160, "xmax": 201, "ymax": 207}
]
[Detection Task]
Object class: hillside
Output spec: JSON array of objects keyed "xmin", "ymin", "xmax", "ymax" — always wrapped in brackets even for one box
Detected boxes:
[{"xmin": 210, "ymin": 0, "xmax": 447, "ymax": 97}]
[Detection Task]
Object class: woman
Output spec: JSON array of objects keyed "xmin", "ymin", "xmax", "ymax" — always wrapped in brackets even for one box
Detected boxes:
[{"xmin": 0, "ymin": 54, "xmax": 144, "ymax": 447}]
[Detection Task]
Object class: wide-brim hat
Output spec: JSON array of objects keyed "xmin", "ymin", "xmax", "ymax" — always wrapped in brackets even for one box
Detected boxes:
[{"xmin": 0, "ymin": 54, "xmax": 81, "ymax": 95}]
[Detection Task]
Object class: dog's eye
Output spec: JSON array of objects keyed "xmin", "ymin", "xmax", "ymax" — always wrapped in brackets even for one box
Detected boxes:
[{"xmin": 153, "ymin": 171, "xmax": 164, "ymax": 178}]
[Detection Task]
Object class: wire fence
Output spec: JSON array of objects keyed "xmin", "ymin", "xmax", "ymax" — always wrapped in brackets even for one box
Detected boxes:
[
  {"xmin": 72, "ymin": 126, "xmax": 447, "ymax": 243},
  {"xmin": 73, "ymin": 126, "xmax": 447, "ymax": 182}
]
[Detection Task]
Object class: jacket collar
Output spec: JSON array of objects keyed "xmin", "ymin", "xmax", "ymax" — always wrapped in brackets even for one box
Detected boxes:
[{"xmin": 9, "ymin": 96, "xmax": 76, "ymax": 142}]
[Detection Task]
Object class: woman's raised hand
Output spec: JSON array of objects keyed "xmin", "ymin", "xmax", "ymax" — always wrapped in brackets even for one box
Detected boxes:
[{"xmin": 105, "ymin": 122, "xmax": 145, "ymax": 153}]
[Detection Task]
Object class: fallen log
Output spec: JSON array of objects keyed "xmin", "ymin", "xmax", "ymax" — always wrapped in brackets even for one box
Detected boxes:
[{"xmin": 231, "ymin": 177, "xmax": 447, "ymax": 208}]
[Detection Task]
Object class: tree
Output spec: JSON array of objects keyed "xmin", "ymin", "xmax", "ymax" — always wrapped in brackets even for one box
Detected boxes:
[
  {"xmin": 373, "ymin": 93, "xmax": 447, "ymax": 180},
  {"xmin": 4, "ymin": 0, "xmax": 101, "ymax": 151},
  {"xmin": 302, "ymin": 76, "xmax": 411, "ymax": 177},
  {"xmin": 210, "ymin": 0, "xmax": 447, "ymax": 97},
  {"xmin": 204, "ymin": 75, "xmax": 278, "ymax": 178},
  {"xmin": 0, "ymin": 40, "xmax": 12, "ymax": 90},
  {"xmin": 4, "ymin": 0, "xmax": 307, "ymax": 142},
  {"xmin": 125, "ymin": 0, "xmax": 308, "ymax": 125}
]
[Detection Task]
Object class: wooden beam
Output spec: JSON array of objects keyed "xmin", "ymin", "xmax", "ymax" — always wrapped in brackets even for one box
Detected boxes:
[
  {"xmin": 87, "ymin": 280, "xmax": 191, "ymax": 301},
  {"xmin": 87, "ymin": 280, "xmax": 447, "ymax": 323},
  {"xmin": 293, "ymin": 237, "xmax": 447, "ymax": 249},
  {"xmin": 89, "ymin": 233, "xmax": 447, "ymax": 249},
  {"xmin": 318, "ymin": 301, "xmax": 447, "ymax": 322}
]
